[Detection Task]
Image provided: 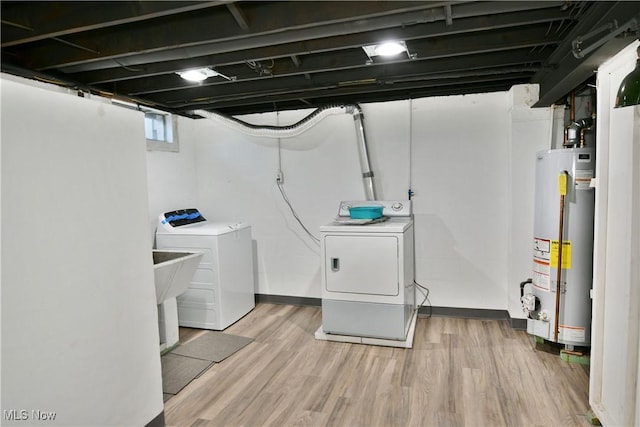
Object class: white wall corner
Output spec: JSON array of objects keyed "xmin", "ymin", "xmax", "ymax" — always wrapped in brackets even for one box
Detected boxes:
[{"xmin": 509, "ymin": 83, "xmax": 541, "ymax": 109}]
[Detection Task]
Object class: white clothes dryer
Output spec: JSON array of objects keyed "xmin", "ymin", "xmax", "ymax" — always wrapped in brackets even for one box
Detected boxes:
[
  {"xmin": 318, "ymin": 201, "xmax": 415, "ymax": 342},
  {"xmin": 156, "ymin": 208, "xmax": 255, "ymax": 330}
]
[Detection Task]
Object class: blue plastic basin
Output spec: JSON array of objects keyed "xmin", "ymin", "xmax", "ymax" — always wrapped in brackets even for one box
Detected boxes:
[{"xmin": 348, "ymin": 205, "xmax": 383, "ymax": 219}]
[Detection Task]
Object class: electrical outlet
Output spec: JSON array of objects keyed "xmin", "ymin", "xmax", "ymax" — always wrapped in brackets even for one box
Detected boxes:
[{"xmin": 276, "ymin": 170, "xmax": 284, "ymax": 184}]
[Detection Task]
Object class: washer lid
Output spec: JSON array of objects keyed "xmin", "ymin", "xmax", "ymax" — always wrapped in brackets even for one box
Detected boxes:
[{"xmin": 157, "ymin": 220, "xmax": 249, "ymax": 236}]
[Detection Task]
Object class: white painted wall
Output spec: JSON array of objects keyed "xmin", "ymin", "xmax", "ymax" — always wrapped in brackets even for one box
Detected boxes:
[
  {"xmin": 1, "ymin": 75, "xmax": 163, "ymax": 426},
  {"xmin": 193, "ymin": 109, "xmax": 365, "ymax": 297},
  {"xmin": 589, "ymin": 40, "xmax": 640, "ymax": 427},
  {"xmin": 410, "ymin": 92, "xmax": 511, "ymax": 309},
  {"xmin": 145, "ymin": 88, "xmax": 544, "ymax": 310},
  {"xmin": 146, "ymin": 116, "xmax": 198, "ymax": 243}
]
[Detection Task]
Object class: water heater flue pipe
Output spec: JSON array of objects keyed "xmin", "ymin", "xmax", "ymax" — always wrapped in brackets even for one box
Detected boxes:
[
  {"xmin": 564, "ymin": 117, "xmax": 594, "ymax": 148},
  {"xmin": 194, "ymin": 105, "xmax": 378, "ymax": 200}
]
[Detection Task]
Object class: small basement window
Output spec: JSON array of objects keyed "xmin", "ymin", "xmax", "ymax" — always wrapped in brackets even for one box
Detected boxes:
[{"xmin": 145, "ymin": 111, "xmax": 178, "ymax": 152}]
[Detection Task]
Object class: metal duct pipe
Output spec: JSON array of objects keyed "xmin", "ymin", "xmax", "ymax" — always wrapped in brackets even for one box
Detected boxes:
[
  {"xmin": 194, "ymin": 105, "xmax": 378, "ymax": 199},
  {"xmin": 348, "ymin": 105, "xmax": 377, "ymax": 201},
  {"xmin": 565, "ymin": 117, "xmax": 594, "ymax": 147}
]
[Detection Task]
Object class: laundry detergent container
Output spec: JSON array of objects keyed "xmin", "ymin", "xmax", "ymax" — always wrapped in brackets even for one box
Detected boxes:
[{"xmin": 348, "ymin": 205, "xmax": 383, "ymax": 219}]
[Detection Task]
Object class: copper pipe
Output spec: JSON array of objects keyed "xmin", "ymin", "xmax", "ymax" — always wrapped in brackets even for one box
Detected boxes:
[
  {"xmin": 570, "ymin": 91, "xmax": 576, "ymax": 122},
  {"xmin": 554, "ymin": 172, "xmax": 568, "ymax": 342}
]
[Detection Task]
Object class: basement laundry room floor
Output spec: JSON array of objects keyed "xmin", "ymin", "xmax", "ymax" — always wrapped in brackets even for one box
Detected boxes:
[{"xmin": 163, "ymin": 304, "xmax": 591, "ymax": 427}]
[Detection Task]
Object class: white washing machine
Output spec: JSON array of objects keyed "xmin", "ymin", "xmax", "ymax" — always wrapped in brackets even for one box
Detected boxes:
[
  {"xmin": 317, "ymin": 200, "xmax": 415, "ymax": 344},
  {"xmin": 156, "ymin": 208, "xmax": 255, "ymax": 330}
]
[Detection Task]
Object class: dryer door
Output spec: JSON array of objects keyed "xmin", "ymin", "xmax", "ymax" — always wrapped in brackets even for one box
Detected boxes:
[{"xmin": 324, "ymin": 235, "xmax": 399, "ymax": 296}]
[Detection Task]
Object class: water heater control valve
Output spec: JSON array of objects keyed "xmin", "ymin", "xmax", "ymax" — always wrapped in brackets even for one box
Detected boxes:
[{"xmin": 521, "ymin": 293, "xmax": 537, "ymax": 313}]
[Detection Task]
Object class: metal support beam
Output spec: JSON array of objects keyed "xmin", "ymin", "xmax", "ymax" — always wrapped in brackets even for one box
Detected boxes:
[{"xmin": 533, "ymin": 1, "xmax": 640, "ymax": 106}]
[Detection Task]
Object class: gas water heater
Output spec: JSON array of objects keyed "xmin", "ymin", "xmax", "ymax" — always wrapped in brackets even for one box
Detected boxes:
[{"xmin": 522, "ymin": 147, "xmax": 595, "ymax": 346}]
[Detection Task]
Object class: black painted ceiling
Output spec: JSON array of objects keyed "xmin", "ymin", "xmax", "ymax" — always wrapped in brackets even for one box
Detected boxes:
[{"xmin": 2, "ymin": 1, "xmax": 639, "ymax": 116}]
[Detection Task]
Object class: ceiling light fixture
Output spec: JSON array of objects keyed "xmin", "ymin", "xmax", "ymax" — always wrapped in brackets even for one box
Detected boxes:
[
  {"xmin": 362, "ymin": 40, "xmax": 408, "ymax": 58},
  {"xmin": 362, "ymin": 40, "xmax": 415, "ymax": 63},
  {"xmin": 176, "ymin": 68, "xmax": 218, "ymax": 82},
  {"xmin": 375, "ymin": 41, "xmax": 407, "ymax": 56}
]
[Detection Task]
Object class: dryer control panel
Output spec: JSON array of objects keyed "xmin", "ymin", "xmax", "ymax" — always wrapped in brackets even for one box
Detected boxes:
[{"xmin": 337, "ymin": 200, "xmax": 412, "ymax": 217}]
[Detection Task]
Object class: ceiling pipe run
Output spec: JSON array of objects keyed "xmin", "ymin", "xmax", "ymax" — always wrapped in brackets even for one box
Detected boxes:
[{"xmin": 194, "ymin": 105, "xmax": 378, "ymax": 200}]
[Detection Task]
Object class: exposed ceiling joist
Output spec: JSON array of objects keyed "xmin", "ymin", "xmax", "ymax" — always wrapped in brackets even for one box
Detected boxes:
[
  {"xmin": 226, "ymin": 3, "xmax": 250, "ymax": 30},
  {"xmin": 0, "ymin": 1, "xmax": 226, "ymax": 47},
  {"xmin": 2, "ymin": 1, "xmax": 637, "ymax": 117}
]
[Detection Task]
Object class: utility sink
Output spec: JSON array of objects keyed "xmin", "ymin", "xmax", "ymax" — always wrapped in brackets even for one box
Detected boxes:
[{"xmin": 152, "ymin": 250, "xmax": 203, "ymax": 304}]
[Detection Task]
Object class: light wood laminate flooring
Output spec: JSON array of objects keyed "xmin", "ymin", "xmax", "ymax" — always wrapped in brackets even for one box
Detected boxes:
[{"xmin": 164, "ymin": 303, "xmax": 591, "ymax": 426}]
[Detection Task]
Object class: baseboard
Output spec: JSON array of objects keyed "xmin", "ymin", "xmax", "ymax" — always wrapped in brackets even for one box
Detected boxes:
[
  {"xmin": 508, "ymin": 316, "xmax": 528, "ymax": 330},
  {"xmin": 418, "ymin": 305, "xmax": 528, "ymax": 330},
  {"xmin": 256, "ymin": 294, "xmax": 321, "ymax": 307},
  {"xmin": 145, "ymin": 410, "xmax": 164, "ymax": 427},
  {"xmin": 256, "ymin": 294, "xmax": 527, "ymax": 330},
  {"xmin": 419, "ymin": 305, "xmax": 507, "ymax": 319}
]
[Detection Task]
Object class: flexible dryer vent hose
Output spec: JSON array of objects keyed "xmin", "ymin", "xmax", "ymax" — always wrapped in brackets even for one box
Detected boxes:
[
  {"xmin": 194, "ymin": 104, "xmax": 348, "ymax": 138},
  {"xmin": 194, "ymin": 105, "xmax": 377, "ymax": 200}
]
